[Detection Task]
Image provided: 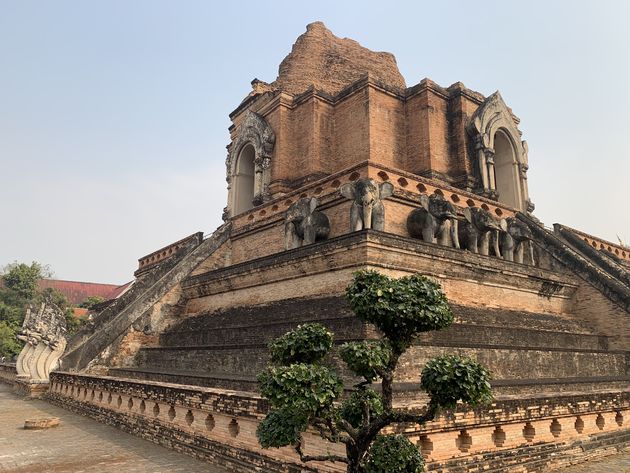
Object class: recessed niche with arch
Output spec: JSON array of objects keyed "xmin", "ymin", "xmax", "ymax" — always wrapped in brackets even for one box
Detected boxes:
[
  {"xmin": 417, "ymin": 435, "xmax": 433, "ymax": 456},
  {"xmin": 493, "ymin": 130, "xmax": 523, "ymax": 209},
  {"xmin": 523, "ymin": 422, "xmax": 535, "ymax": 442},
  {"xmin": 233, "ymin": 144, "xmax": 256, "ymax": 215},
  {"xmin": 185, "ymin": 410, "xmax": 194, "ymax": 427},
  {"xmin": 228, "ymin": 419, "xmax": 240, "ymax": 437},
  {"xmin": 492, "ymin": 425, "xmax": 506, "ymax": 447},
  {"xmin": 205, "ymin": 414, "xmax": 216, "ymax": 431},
  {"xmin": 456, "ymin": 430, "xmax": 473, "ymax": 452}
]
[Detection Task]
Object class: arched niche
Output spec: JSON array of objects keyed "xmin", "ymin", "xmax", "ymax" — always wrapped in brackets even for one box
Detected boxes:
[
  {"xmin": 493, "ymin": 129, "xmax": 523, "ymax": 209},
  {"xmin": 468, "ymin": 92, "xmax": 533, "ymax": 213},
  {"xmin": 233, "ymin": 144, "xmax": 256, "ymax": 215},
  {"xmin": 224, "ymin": 111, "xmax": 276, "ymax": 219}
]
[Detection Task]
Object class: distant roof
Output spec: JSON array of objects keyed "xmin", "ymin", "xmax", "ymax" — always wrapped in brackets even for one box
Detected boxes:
[{"xmin": 37, "ymin": 279, "xmax": 131, "ymax": 306}]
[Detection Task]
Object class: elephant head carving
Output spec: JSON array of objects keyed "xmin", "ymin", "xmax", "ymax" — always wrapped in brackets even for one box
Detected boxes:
[
  {"xmin": 459, "ymin": 207, "xmax": 502, "ymax": 256},
  {"xmin": 407, "ymin": 194, "xmax": 460, "ymax": 248},
  {"xmin": 284, "ymin": 197, "xmax": 330, "ymax": 250},
  {"xmin": 500, "ymin": 217, "xmax": 535, "ymax": 265},
  {"xmin": 340, "ymin": 178, "xmax": 394, "ymax": 232}
]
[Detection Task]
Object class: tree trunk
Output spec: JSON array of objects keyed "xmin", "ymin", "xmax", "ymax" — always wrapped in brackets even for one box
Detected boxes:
[{"xmin": 346, "ymin": 442, "xmax": 362, "ymax": 473}]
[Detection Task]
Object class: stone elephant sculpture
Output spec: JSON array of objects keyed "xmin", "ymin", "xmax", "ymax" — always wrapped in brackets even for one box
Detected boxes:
[
  {"xmin": 500, "ymin": 216, "xmax": 536, "ymax": 265},
  {"xmin": 407, "ymin": 193, "xmax": 460, "ymax": 248},
  {"xmin": 458, "ymin": 207, "xmax": 502, "ymax": 256},
  {"xmin": 284, "ymin": 197, "xmax": 330, "ymax": 250},
  {"xmin": 340, "ymin": 178, "xmax": 394, "ymax": 232}
]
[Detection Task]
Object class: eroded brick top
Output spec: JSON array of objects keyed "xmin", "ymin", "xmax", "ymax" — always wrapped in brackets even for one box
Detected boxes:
[{"xmin": 271, "ymin": 21, "xmax": 406, "ymax": 96}]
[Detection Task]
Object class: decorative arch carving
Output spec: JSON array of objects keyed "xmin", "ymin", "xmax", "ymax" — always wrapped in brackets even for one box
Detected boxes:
[
  {"xmin": 468, "ymin": 92, "xmax": 534, "ymax": 212},
  {"xmin": 224, "ymin": 111, "xmax": 276, "ymax": 219}
]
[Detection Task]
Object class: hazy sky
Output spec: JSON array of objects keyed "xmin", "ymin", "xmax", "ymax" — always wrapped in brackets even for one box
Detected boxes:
[{"xmin": 1, "ymin": 1, "xmax": 629, "ymax": 284}]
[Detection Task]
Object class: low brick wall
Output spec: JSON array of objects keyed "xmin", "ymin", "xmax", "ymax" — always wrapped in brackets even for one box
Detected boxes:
[
  {"xmin": 47, "ymin": 371, "xmax": 630, "ymax": 472},
  {"xmin": 0, "ymin": 362, "xmax": 16, "ymax": 385}
]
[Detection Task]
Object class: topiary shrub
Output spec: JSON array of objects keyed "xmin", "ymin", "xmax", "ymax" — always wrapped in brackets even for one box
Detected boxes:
[
  {"xmin": 339, "ymin": 388, "xmax": 384, "ymax": 428},
  {"xmin": 364, "ymin": 434, "xmax": 424, "ymax": 473},
  {"xmin": 346, "ymin": 271, "xmax": 453, "ymax": 349},
  {"xmin": 420, "ymin": 354, "xmax": 493, "ymax": 410},
  {"xmin": 257, "ymin": 270, "xmax": 492, "ymax": 473},
  {"xmin": 269, "ymin": 323, "xmax": 333, "ymax": 364}
]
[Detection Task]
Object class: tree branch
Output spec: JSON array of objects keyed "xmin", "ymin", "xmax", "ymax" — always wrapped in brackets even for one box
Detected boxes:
[{"xmin": 295, "ymin": 440, "xmax": 348, "ymax": 464}]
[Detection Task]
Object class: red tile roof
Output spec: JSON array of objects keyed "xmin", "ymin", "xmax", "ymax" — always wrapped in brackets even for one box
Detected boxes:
[{"xmin": 37, "ymin": 279, "xmax": 131, "ymax": 306}]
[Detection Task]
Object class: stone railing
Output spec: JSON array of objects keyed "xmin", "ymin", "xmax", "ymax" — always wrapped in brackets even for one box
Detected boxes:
[
  {"xmin": 560, "ymin": 225, "xmax": 630, "ymax": 263},
  {"xmin": 47, "ymin": 372, "xmax": 630, "ymax": 473},
  {"xmin": 135, "ymin": 232, "xmax": 204, "ymax": 276}
]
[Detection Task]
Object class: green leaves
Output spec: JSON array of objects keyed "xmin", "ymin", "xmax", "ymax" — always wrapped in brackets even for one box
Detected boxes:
[
  {"xmin": 269, "ymin": 323, "xmax": 333, "ymax": 365},
  {"xmin": 257, "ymin": 270, "xmax": 492, "ymax": 472},
  {"xmin": 339, "ymin": 388, "xmax": 383, "ymax": 428},
  {"xmin": 420, "ymin": 354, "xmax": 493, "ymax": 410},
  {"xmin": 257, "ymin": 407, "xmax": 308, "ymax": 449},
  {"xmin": 258, "ymin": 363, "xmax": 343, "ymax": 416},
  {"xmin": 364, "ymin": 435, "xmax": 424, "ymax": 473},
  {"xmin": 346, "ymin": 270, "xmax": 454, "ymax": 349},
  {"xmin": 339, "ymin": 340, "xmax": 391, "ymax": 382}
]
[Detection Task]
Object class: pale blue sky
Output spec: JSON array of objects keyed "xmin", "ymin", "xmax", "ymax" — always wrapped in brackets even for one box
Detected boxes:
[{"xmin": 1, "ymin": 1, "xmax": 629, "ymax": 283}]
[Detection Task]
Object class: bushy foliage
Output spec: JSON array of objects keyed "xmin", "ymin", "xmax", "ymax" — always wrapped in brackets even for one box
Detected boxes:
[
  {"xmin": 257, "ymin": 270, "xmax": 491, "ymax": 473},
  {"xmin": 257, "ymin": 407, "xmax": 308, "ymax": 448},
  {"xmin": 420, "ymin": 354, "xmax": 492, "ymax": 409},
  {"xmin": 346, "ymin": 270, "xmax": 453, "ymax": 349},
  {"xmin": 364, "ymin": 435, "xmax": 424, "ymax": 473},
  {"xmin": 269, "ymin": 323, "xmax": 333, "ymax": 365},
  {"xmin": 258, "ymin": 363, "xmax": 343, "ymax": 416},
  {"xmin": 79, "ymin": 295, "xmax": 105, "ymax": 309},
  {"xmin": 339, "ymin": 341, "xmax": 391, "ymax": 382},
  {"xmin": 2, "ymin": 262, "xmax": 48, "ymax": 300},
  {"xmin": 0, "ymin": 322, "xmax": 21, "ymax": 359},
  {"xmin": 339, "ymin": 388, "xmax": 383, "ymax": 428}
]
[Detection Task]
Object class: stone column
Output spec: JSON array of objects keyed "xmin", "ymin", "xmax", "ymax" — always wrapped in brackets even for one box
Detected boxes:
[
  {"xmin": 485, "ymin": 150, "xmax": 496, "ymax": 192},
  {"xmin": 477, "ymin": 148, "xmax": 489, "ymax": 191},
  {"xmin": 252, "ymin": 157, "xmax": 264, "ymax": 205}
]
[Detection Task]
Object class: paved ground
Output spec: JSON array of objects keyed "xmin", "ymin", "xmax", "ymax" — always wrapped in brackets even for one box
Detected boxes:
[
  {"xmin": 0, "ymin": 383, "xmax": 228, "ymax": 473},
  {"xmin": 557, "ymin": 453, "xmax": 630, "ymax": 473}
]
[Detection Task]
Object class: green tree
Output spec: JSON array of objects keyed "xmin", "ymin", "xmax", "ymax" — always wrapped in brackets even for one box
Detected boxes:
[
  {"xmin": 79, "ymin": 295, "xmax": 105, "ymax": 309},
  {"xmin": 0, "ymin": 262, "xmax": 85, "ymax": 358},
  {"xmin": 257, "ymin": 270, "xmax": 492, "ymax": 473},
  {"xmin": 2, "ymin": 261, "xmax": 50, "ymax": 300},
  {"xmin": 0, "ymin": 262, "xmax": 50, "ymax": 359}
]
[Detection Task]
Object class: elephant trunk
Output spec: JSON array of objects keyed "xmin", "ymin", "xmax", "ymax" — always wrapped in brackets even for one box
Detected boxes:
[{"xmin": 362, "ymin": 202, "xmax": 373, "ymax": 229}]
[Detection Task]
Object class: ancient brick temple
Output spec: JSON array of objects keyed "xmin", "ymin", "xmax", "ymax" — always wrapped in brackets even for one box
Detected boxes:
[{"xmin": 17, "ymin": 22, "xmax": 630, "ymax": 472}]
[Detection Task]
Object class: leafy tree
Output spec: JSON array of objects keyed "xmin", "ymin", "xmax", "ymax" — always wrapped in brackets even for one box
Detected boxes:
[
  {"xmin": 2, "ymin": 262, "xmax": 50, "ymax": 300},
  {"xmin": 257, "ymin": 270, "xmax": 492, "ymax": 473},
  {"xmin": 79, "ymin": 295, "xmax": 105, "ymax": 309},
  {"xmin": 0, "ymin": 261, "xmax": 84, "ymax": 358}
]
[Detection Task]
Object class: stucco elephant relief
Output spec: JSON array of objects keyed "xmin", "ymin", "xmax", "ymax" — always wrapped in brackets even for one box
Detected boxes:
[
  {"xmin": 407, "ymin": 194, "xmax": 460, "ymax": 248},
  {"xmin": 458, "ymin": 207, "xmax": 502, "ymax": 257},
  {"xmin": 500, "ymin": 216, "xmax": 536, "ymax": 265},
  {"xmin": 284, "ymin": 197, "xmax": 330, "ymax": 250},
  {"xmin": 340, "ymin": 178, "xmax": 394, "ymax": 232}
]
